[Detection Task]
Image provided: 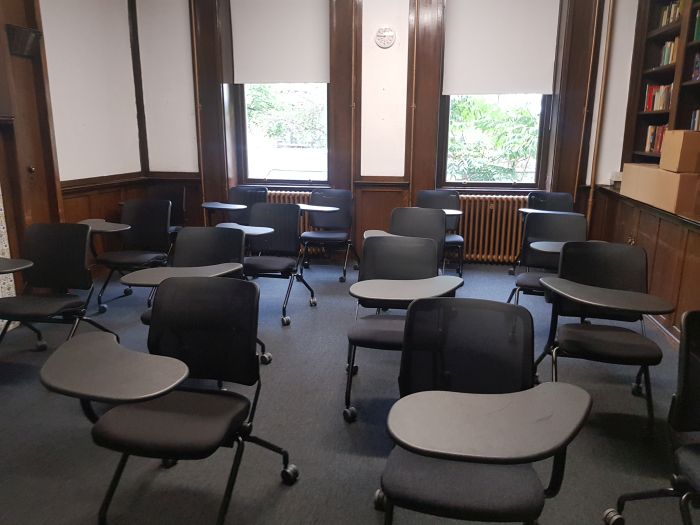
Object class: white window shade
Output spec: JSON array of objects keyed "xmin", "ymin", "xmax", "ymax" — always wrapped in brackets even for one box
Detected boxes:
[
  {"xmin": 231, "ymin": 0, "xmax": 330, "ymax": 84},
  {"xmin": 442, "ymin": 0, "xmax": 560, "ymax": 95}
]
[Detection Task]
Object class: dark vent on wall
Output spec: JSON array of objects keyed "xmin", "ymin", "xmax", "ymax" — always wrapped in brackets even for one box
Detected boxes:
[{"xmin": 5, "ymin": 24, "xmax": 42, "ymax": 58}]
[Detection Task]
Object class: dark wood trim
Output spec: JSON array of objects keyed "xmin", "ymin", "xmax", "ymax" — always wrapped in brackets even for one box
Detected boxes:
[
  {"xmin": 147, "ymin": 171, "xmax": 200, "ymax": 181},
  {"xmin": 127, "ymin": 0, "xmax": 149, "ymax": 174},
  {"xmin": 61, "ymin": 172, "xmax": 145, "ymax": 193},
  {"xmin": 351, "ymin": 0, "xmax": 362, "ymax": 184},
  {"xmin": 231, "ymin": 84, "xmax": 247, "ymax": 185},
  {"xmin": 404, "ymin": 0, "xmax": 418, "ymax": 191},
  {"xmin": 353, "ymin": 180, "xmax": 410, "ymax": 188}
]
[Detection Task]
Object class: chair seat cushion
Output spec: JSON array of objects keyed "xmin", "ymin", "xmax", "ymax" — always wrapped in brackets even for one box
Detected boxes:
[
  {"xmin": 676, "ymin": 445, "xmax": 700, "ymax": 490},
  {"xmin": 557, "ymin": 324, "xmax": 662, "ymax": 365},
  {"xmin": 444, "ymin": 233, "xmax": 464, "ymax": 246},
  {"xmin": 515, "ymin": 272, "xmax": 551, "ymax": 290},
  {"xmin": 300, "ymin": 230, "xmax": 349, "ymax": 243},
  {"xmin": 0, "ymin": 294, "xmax": 84, "ymax": 320},
  {"xmin": 92, "ymin": 390, "xmax": 250, "ymax": 460},
  {"xmin": 381, "ymin": 446, "xmax": 544, "ymax": 522},
  {"xmin": 244, "ymin": 256, "xmax": 297, "ymax": 274},
  {"xmin": 347, "ymin": 315, "xmax": 405, "ymax": 350},
  {"xmin": 97, "ymin": 250, "xmax": 168, "ymax": 267}
]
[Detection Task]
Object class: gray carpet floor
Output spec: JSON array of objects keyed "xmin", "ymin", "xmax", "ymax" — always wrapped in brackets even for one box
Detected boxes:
[{"xmin": 0, "ymin": 263, "xmax": 688, "ymax": 524}]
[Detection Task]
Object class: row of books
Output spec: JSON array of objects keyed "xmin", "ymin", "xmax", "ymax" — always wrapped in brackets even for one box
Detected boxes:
[
  {"xmin": 695, "ymin": 11, "xmax": 700, "ymax": 41},
  {"xmin": 659, "ymin": 38, "xmax": 679, "ymax": 66},
  {"xmin": 644, "ymin": 83, "xmax": 673, "ymax": 111},
  {"xmin": 659, "ymin": 1, "xmax": 682, "ymax": 28},
  {"xmin": 645, "ymin": 125, "xmax": 667, "ymax": 153},
  {"xmin": 689, "ymin": 110, "xmax": 700, "ymax": 130}
]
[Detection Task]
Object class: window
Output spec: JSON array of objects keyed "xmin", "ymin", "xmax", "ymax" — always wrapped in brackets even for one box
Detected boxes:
[
  {"xmin": 239, "ymin": 83, "xmax": 328, "ymax": 183},
  {"xmin": 439, "ymin": 94, "xmax": 549, "ymax": 188}
]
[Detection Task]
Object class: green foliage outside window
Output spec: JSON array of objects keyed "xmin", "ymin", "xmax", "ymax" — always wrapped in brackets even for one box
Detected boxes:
[{"xmin": 446, "ymin": 95, "xmax": 541, "ymax": 184}]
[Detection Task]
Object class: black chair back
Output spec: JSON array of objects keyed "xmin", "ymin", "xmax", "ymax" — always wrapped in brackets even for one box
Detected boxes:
[
  {"xmin": 171, "ymin": 227, "xmax": 244, "ymax": 267},
  {"xmin": 22, "ymin": 223, "xmax": 92, "ymax": 290},
  {"xmin": 148, "ymin": 277, "xmax": 260, "ymax": 386},
  {"xmin": 248, "ymin": 203, "xmax": 300, "ymax": 256},
  {"xmin": 359, "ymin": 236, "xmax": 437, "ymax": 281},
  {"xmin": 389, "ymin": 207, "xmax": 446, "ymax": 268},
  {"xmin": 227, "ymin": 185, "xmax": 268, "ymax": 225},
  {"xmin": 415, "ymin": 189, "xmax": 461, "ymax": 231},
  {"xmin": 527, "ymin": 191, "xmax": 574, "ymax": 212},
  {"xmin": 520, "ymin": 212, "xmax": 587, "ymax": 270},
  {"xmin": 308, "ymin": 189, "xmax": 352, "ymax": 230},
  {"xmin": 120, "ymin": 199, "xmax": 171, "ymax": 253},
  {"xmin": 146, "ymin": 185, "xmax": 186, "ymax": 227},
  {"xmin": 399, "ymin": 298, "xmax": 534, "ymax": 397},
  {"xmin": 669, "ymin": 311, "xmax": 700, "ymax": 434},
  {"xmin": 557, "ymin": 241, "xmax": 646, "ymax": 322}
]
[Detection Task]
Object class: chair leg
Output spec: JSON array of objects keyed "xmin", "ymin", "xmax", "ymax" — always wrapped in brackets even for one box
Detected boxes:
[
  {"xmin": 296, "ymin": 273, "xmax": 316, "ymax": 304},
  {"xmin": 642, "ymin": 365, "xmax": 655, "ymax": 431},
  {"xmin": 281, "ymin": 275, "xmax": 295, "ymax": 324},
  {"xmin": 97, "ymin": 269, "xmax": 116, "ymax": 312},
  {"xmin": 506, "ymin": 287, "xmax": 517, "ymax": 304},
  {"xmin": 457, "ymin": 244, "xmax": 464, "ymax": 277},
  {"xmin": 0, "ymin": 320, "xmax": 10, "ymax": 346},
  {"xmin": 67, "ymin": 317, "xmax": 81, "ymax": 340},
  {"xmin": 245, "ymin": 434, "xmax": 299, "ymax": 484},
  {"xmin": 384, "ymin": 499, "xmax": 394, "ymax": 525},
  {"xmin": 515, "ymin": 288, "xmax": 521, "ymax": 306},
  {"xmin": 22, "ymin": 322, "xmax": 47, "ymax": 351},
  {"xmin": 632, "ymin": 367, "xmax": 645, "ymax": 397},
  {"xmin": 99, "ymin": 453, "xmax": 129, "ymax": 525},
  {"xmin": 680, "ymin": 492, "xmax": 696, "ymax": 525},
  {"xmin": 300, "ymin": 243, "xmax": 309, "ymax": 276},
  {"xmin": 216, "ymin": 437, "xmax": 245, "ymax": 525},
  {"xmin": 340, "ymin": 242, "xmax": 350, "ymax": 282},
  {"xmin": 343, "ymin": 343, "xmax": 357, "ymax": 422},
  {"xmin": 350, "ymin": 243, "xmax": 361, "ymax": 270},
  {"xmin": 80, "ymin": 317, "xmax": 121, "ymax": 343},
  {"xmin": 551, "ymin": 347, "xmax": 559, "ymax": 382},
  {"xmin": 616, "ymin": 487, "xmax": 679, "ymax": 513},
  {"xmin": 147, "ymin": 287, "xmax": 156, "ymax": 308}
]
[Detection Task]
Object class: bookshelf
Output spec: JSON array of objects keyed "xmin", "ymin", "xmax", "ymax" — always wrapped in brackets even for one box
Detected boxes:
[{"xmin": 622, "ymin": 0, "xmax": 700, "ymax": 163}]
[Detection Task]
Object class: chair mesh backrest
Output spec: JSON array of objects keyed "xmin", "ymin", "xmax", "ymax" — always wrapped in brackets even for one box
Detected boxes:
[
  {"xmin": 120, "ymin": 198, "xmax": 171, "ymax": 253},
  {"xmin": 399, "ymin": 298, "xmax": 534, "ymax": 397},
  {"xmin": 520, "ymin": 212, "xmax": 587, "ymax": 270},
  {"xmin": 669, "ymin": 311, "xmax": 700, "ymax": 433},
  {"xmin": 415, "ymin": 189, "xmax": 460, "ymax": 231},
  {"xmin": 146, "ymin": 185, "xmax": 186, "ymax": 226},
  {"xmin": 359, "ymin": 236, "xmax": 437, "ymax": 281},
  {"xmin": 389, "ymin": 207, "xmax": 446, "ymax": 268},
  {"xmin": 308, "ymin": 189, "xmax": 352, "ymax": 230},
  {"xmin": 21, "ymin": 223, "xmax": 92, "ymax": 290},
  {"xmin": 171, "ymin": 227, "xmax": 244, "ymax": 267},
  {"xmin": 527, "ymin": 191, "xmax": 574, "ymax": 212},
  {"xmin": 148, "ymin": 277, "xmax": 260, "ymax": 385},
  {"xmin": 248, "ymin": 203, "xmax": 301, "ymax": 255},
  {"xmin": 227, "ymin": 186, "xmax": 269, "ymax": 225},
  {"xmin": 557, "ymin": 241, "xmax": 647, "ymax": 321}
]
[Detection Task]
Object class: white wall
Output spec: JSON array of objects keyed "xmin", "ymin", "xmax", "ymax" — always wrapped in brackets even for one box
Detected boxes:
[
  {"xmin": 41, "ymin": 0, "xmax": 141, "ymax": 181},
  {"xmin": 360, "ymin": 0, "xmax": 410, "ymax": 177},
  {"xmin": 137, "ymin": 0, "xmax": 199, "ymax": 172},
  {"xmin": 587, "ymin": 0, "xmax": 638, "ymax": 185}
]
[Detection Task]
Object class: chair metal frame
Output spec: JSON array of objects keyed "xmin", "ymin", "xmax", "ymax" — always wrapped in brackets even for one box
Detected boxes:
[{"xmin": 415, "ymin": 189, "xmax": 464, "ymax": 277}]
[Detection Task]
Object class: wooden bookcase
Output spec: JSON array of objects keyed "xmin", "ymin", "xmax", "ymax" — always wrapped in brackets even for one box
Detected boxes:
[{"xmin": 623, "ymin": 0, "xmax": 700, "ymax": 164}]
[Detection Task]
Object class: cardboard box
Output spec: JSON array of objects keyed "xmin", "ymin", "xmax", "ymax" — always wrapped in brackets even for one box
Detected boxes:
[
  {"xmin": 620, "ymin": 163, "xmax": 699, "ymax": 216},
  {"xmin": 659, "ymin": 130, "xmax": 700, "ymax": 173}
]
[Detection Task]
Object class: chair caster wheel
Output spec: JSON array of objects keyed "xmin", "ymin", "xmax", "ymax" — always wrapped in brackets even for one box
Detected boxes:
[
  {"xmin": 343, "ymin": 407, "xmax": 357, "ymax": 423},
  {"xmin": 161, "ymin": 458, "xmax": 178, "ymax": 469},
  {"xmin": 309, "ymin": 297, "xmax": 317, "ymax": 307},
  {"xmin": 123, "ymin": 288, "xmax": 133, "ymax": 296},
  {"xmin": 260, "ymin": 353, "xmax": 272, "ymax": 365},
  {"xmin": 303, "ymin": 261, "xmax": 310, "ymax": 268},
  {"xmin": 281, "ymin": 316, "xmax": 291, "ymax": 326},
  {"xmin": 339, "ymin": 276, "xmax": 346, "ymax": 283},
  {"xmin": 603, "ymin": 508, "xmax": 624, "ymax": 524},
  {"xmin": 34, "ymin": 340, "xmax": 48, "ymax": 352},
  {"xmin": 508, "ymin": 268, "xmax": 515, "ymax": 276},
  {"xmin": 631, "ymin": 383, "xmax": 644, "ymax": 397},
  {"xmin": 98, "ymin": 304, "xmax": 108, "ymax": 314},
  {"xmin": 281, "ymin": 464, "xmax": 299, "ymax": 485},
  {"xmin": 345, "ymin": 364, "xmax": 358, "ymax": 376},
  {"xmin": 374, "ymin": 489, "xmax": 387, "ymax": 511}
]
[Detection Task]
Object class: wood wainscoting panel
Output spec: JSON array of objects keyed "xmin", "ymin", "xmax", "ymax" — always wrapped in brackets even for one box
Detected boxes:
[
  {"xmin": 649, "ymin": 219, "xmax": 686, "ymax": 331},
  {"xmin": 353, "ymin": 185, "xmax": 410, "ymax": 249},
  {"xmin": 636, "ymin": 210, "xmax": 660, "ymax": 288},
  {"xmin": 676, "ymin": 230, "xmax": 700, "ymax": 331}
]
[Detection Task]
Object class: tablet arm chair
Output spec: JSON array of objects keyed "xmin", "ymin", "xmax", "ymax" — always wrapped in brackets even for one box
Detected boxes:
[
  {"xmin": 415, "ymin": 190, "xmax": 464, "ymax": 277},
  {"xmin": 244, "ymin": 203, "xmax": 315, "ymax": 326},
  {"xmin": 343, "ymin": 235, "xmax": 438, "ymax": 423},
  {"xmin": 389, "ymin": 207, "xmax": 446, "ymax": 273},
  {"xmin": 541, "ymin": 242, "xmax": 661, "ymax": 431},
  {"xmin": 145, "ymin": 185, "xmax": 186, "ymax": 239},
  {"xmin": 527, "ymin": 191, "xmax": 574, "ymax": 212},
  {"xmin": 96, "ymin": 199, "xmax": 171, "ymax": 312},
  {"xmin": 300, "ymin": 188, "xmax": 359, "ymax": 282},
  {"xmin": 226, "ymin": 185, "xmax": 268, "ymax": 225},
  {"xmin": 603, "ymin": 311, "xmax": 700, "ymax": 525},
  {"xmin": 378, "ymin": 298, "xmax": 582, "ymax": 524},
  {"xmin": 506, "ymin": 213, "xmax": 587, "ymax": 305},
  {"xmin": 0, "ymin": 223, "xmax": 117, "ymax": 351},
  {"xmin": 91, "ymin": 277, "xmax": 298, "ymax": 525}
]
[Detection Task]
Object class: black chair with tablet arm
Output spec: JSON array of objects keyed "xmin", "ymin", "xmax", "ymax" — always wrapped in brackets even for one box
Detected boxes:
[
  {"xmin": 527, "ymin": 191, "xmax": 574, "ymax": 212},
  {"xmin": 226, "ymin": 185, "xmax": 268, "ymax": 225},
  {"xmin": 300, "ymin": 188, "xmax": 359, "ymax": 282},
  {"xmin": 415, "ymin": 189, "xmax": 465, "ymax": 277},
  {"xmin": 604, "ymin": 311, "xmax": 700, "ymax": 525},
  {"xmin": 377, "ymin": 298, "xmax": 576, "ymax": 524},
  {"xmin": 91, "ymin": 277, "xmax": 298, "ymax": 525},
  {"xmin": 0, "ymin": 223, "xmax": 117, "ymax": 350},
  {"xmin": 389, "ymin": 207, "xmax": 446, "ymax": 273}
]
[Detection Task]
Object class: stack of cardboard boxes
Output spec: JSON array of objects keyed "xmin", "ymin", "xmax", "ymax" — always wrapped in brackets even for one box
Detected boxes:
[{"xmin": 620, "ymin": 130, "xmax": 700, "ymax": 218}]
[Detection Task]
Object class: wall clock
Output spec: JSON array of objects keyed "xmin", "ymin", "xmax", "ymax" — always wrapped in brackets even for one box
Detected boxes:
[{"xmin": 375, "ymin": 27, "xmax": 396, "ymax": 49}]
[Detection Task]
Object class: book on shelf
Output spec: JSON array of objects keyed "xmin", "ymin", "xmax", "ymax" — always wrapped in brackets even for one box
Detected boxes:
[
  {"xmin": 695, "ymin": 10, "xmax": 700, "ymax": 41},
  {"xmin": 693, "ymin": 53, "xmax": 700, "ymax": 81},
  {"xmin": 659, "ymin": 1, "xmax": 681, "ymax": 28},
  {"xmin": 643, "ymin": 83, "xmax": 673, "ymax": 111},
  {"xmin": 645, "ymin": 124, "xmax": 667, "ymax": 153},
  {"xmin": 659, "ymin": 38, "xmax": 679, "ymax": 66},
  {"xmin": 691, "ymin": 109, "xmax": 700, "ymax": 130}
]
